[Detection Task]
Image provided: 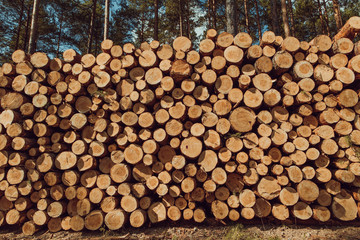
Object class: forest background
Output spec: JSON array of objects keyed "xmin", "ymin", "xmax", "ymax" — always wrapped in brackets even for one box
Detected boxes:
[{"xmin": 0, "ymin": 0, "xmax": 359, "ymax": 64}]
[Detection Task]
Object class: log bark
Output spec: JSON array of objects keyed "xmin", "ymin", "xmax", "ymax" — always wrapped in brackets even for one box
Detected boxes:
[{"xmin": 334, "ymin": 16, "xmax": 360, "ymax": 41}]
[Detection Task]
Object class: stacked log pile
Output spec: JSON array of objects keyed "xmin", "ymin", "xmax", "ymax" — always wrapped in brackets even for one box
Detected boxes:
[{"xmin": 0, "ymin": 16, "xmax": 360, "ymax": 235}]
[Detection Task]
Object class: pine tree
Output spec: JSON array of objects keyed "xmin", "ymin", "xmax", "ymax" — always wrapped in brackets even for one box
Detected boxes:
[
  {"xmin": 271, "ymin": 0, "xmax": 280, "ymax": 35},
  {"xmin": 104, "ymin": 0, "xmax": 110, "ymax": 40},
  {"xmin": 226, "ymin": 0, "xmax": 237, "ymax": 35},
  {"xmin": 87, "ymin": 0, "xmax": 97, "ymax": 53},
  {"xmin": 287, "ymin": 0, "xmax": 295, "ymax": 36},
  {"xmin": 281, "ymin": 0, "xmax": 290, "ymax": 37},
  {"xmin": 28, "ymin": 0, "xmax": 40, "ymax": 53},
  {"xmin": 154, "ymin": 0, "xmax": 159, "ymax": 40},
  {"xmin": 332, "ymin": 0, "xmax": 342, "ymax": 30},
  {"xmin": 254, "ymin": 0, "xmax": 262, "ymax": 38},
  {"xmin": 243, "ymin": 0, "xmax": 250, "ymax": 33},
  {"xmin": 14, "ymin": 0, "xmax": 25, "ymax": 50}
]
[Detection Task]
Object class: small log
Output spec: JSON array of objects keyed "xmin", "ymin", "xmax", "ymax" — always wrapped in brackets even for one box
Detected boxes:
[
  {"xmin": 216, "ymin": 32, "xmax": 233, "ymax": 48},
  {"xmin": 257, "ymin": 176, "xmax": 281, "ymax": 200},
  {"xmin": 199, "ymin": 39, "xmax": 215, "ymax": 55},
  {"xmin": 70, "ymin": 215, "xmax": 85, "ymax": 232},
  {"xmin": 110, "ymin": 163, "xmax": 130, "ymax": 183},
  {"xmin": 282, "ymin": 37, "xmax": 300, "ymax": 53},
  {"xmin": 12, "ymin": 49, "xmax": 29, "ymax": 63},
  {"xmin": 30, "ymin": 52, "xmax": 49, "ymax": 68},
  {"xmin": 240, "ymin": 207, "xmax": 254, "ymax": 220},
  {"xmin": 272, "ymin": 51, "xmax": 293, "ymax": 74},
  {"xmin": 211, "ymin": 56, "xmax": 226, "ymax": 73},
  {"xmin": 253, "ymin": 198, "xmax": 271, "ymax": 218},
  {"xmin": 211, "ymin": 200, "xmax": 228, "ymax": 220},
  {"xmin": 129, "ymin": 209, "xmax": 147, "ymax": 227},
  {"xmin": 332, "ymin": 190, "xmax": 357, "ymax": 221},
  {"xmin": 148, "ymin": 202, "xmax": 166, "ymax": 223},
  {"xmin": 170, "ymin": 60, "xmax": 192, "ymax": 81},
  {"xmin": 224, "ymin": 46, "xmax": 243, "ymax": 64},
  {"xmin": 22, "ymin": 221, "xmax": 40, "ymax": 236},
  {"xmin": 181, "ymin": 177, "xmax": 196, "ymax": 193},
  {"xmin": 309, "ymin": 35, "xmax": 332, "ymax": 53},
  {"xmin": 229, "ymin": 107, "xmax": 256, "ymax": 132},
  {"xmin": 84, "ymin": 210, "xmax": 104, "ymax": 231},
  {"xmin": 254, "ymin": 56, "xmax": 273, "ymax": 74},
  {"xmin": 247, "ymin": 45, "xmax": 262, "ymax": 61},
  {"xmin": 272, "ymin": 204, "xmax": 289, "ymax": 221},
  {"xmin": 193, "ymin": 208, "xmax": 206, "ymax": 223},
  {"xmin": 292, "ymin": 61, "xmax": 313, "ymax": 79},
  {"xmin": 239, "ymin": 189, "xmax": 256, "ymax": 208},
  {"xmin": 314, "ymin": 64, "xmax": 334, "ymax": 82},
  {"xmin": 312, "ymin": 205, "xmax": 331, "ymax": 222},
  {"xmin": 297, "ymin": 180, "xmax": 319, "ymax": 202},
  {"xmin": 173, "ymin": 36, "xmax": 192, "ymax": 52},
  {"xmin": 292, "ymin": 202, "xmax": 312, "ymax": 220},
  {"xmin": 234, "ymin": 32, "xmax": 252, "ymax": 49}
]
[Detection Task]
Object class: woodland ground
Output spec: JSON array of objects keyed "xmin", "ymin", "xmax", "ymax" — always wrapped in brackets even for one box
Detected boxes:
[{"xmin": 1, "ymin": 219, "xmax": 360, "ymax": 240}]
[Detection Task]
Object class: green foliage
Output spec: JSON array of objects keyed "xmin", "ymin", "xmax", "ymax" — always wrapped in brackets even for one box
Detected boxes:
[
  {"xmin": 110, "ymin": 0, "xmax": 139, "ymax": 45},
  {"xmin": 224, "ymin": 132, "xmax": 243, "ymax": 139},
  {"xmin": 345, "ymin": 135, "xmax": 360, "ymax": 161}
]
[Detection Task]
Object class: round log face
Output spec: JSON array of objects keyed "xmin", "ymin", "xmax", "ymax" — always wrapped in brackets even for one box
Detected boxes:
[
  {"xmin": 180, "ymin": 137, "xmax": 202, "ymax": 159},
  {"xmin": 229, "ymin": 107, "xmax": 256, "ymax": 132},
  {"xmin": 257, "ymin": 176, "xmax": 281, "ymax": 200},
  {"xmin": 332, "ymin": 190, "xmax": 357, "ymax": 221},
  {"xmin": 148, "ymin": 202, "xmax": 166, "ymax": 223},
  {"xmin": 55, "ymin": 152, "xmax": 77, "ymax": 170}
]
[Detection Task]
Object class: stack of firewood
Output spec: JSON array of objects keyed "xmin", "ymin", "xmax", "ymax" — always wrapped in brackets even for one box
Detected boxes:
[{"xmin": 0, "ymin": 16, "xmax": 360, "ymax": 236}]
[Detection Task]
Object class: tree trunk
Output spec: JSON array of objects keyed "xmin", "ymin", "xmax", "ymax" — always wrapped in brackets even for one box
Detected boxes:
[
  {"xmin": 15, "ymin": 0, "xmax": 25, "ymax": 51},
  {"xmin": 254, "ymin": 0, "xmax": 261, "ymax": 38},
  {"xmin": 56, "ymin": 11, "xmax": 63, "ymax": 58},
  {"xmin": 28, "ymin": 0, "xmax": 40, "ymax": 54},
  {"xmin": 87, "ymin": 0, "xmax": 97, "ymax": 54},
  {"xmin": 208, "ymin": 0, "xmax": 211, "ymax": 28},
  {"xmin": 95, "ymin": 18, "xmax": 99, "ymax": 56},
  {"xmin": 154, "ymin": 0, "xmax": 159, "ymax": 40},
  {"xmin": 281, "ymin": 0, "xmax": 290, "ymax": 37},
  {"xmin": 226, "ymin": 0, "xmax": 237, "ymax": 35},
  {"xmin": 244, "ymin": 0, "xmax": 250, "ymax": 34},
  {"xmin": 271, "ymin": 0, "xmax": 280, "ymax": 35},
  {"xmin": 179, "ymin": 0, "xmax": 183, "ymax": 36},
  {"xmin": 332, "ymin": 0, "xmax": 342, "ymax": 30},
  {"xmin": 211, "ymin": 0, "xmax": 216, "ymax": 29},
  {"xmin": 322, "ymin": 0, "xmax": 330, "ymax": 36},
  {"xmin": 186, "ymin": 0, "xmax": 190, "ymax": 38},
  {"xmin": 287, "ymin": 0, "xmax": 295, "ymax": 36},
  {"xmin": 23, "ymin": 2, "xmax": 32, "ymax": 51},
  {"xmin": 317, "ymin": 0, "xmax": 325, "ymax": 34},
  {"xmin": 104, "ymin": 0, "xmax": 110, "ymax": 41},
  {"xmin": 140, "ymin": 13, "xmax": 144, "ymax": 43}
]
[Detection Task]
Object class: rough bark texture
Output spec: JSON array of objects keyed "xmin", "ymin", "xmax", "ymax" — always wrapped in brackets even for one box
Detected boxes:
[
  {"xmin": 104, "ymin": 0, "xmax": 110, "ymax": 41},
  {"xmin": 271, "ymin": 0, "xmax": 280, "ymax": 35},
  {"xmin": 154, "ymin": 0, "xmax": 159, "ymax": 40},
  {"xmin": 281, "ymin": 0, "xmax": 290, "ymax": 37},
  {"xmin": 27, "ymin": 0, "xmax": 40, "ymax": 54},
  {"xmin": 332, "ymin": 0, "xmax": 342, "ymax": 30},
  {"xmin": 226, "ymin": 0, "xmax": 237, "ymax": 35},
  {"xmin": 87, "ymin": 0, "xmax": 97, "ymax": 54}
]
